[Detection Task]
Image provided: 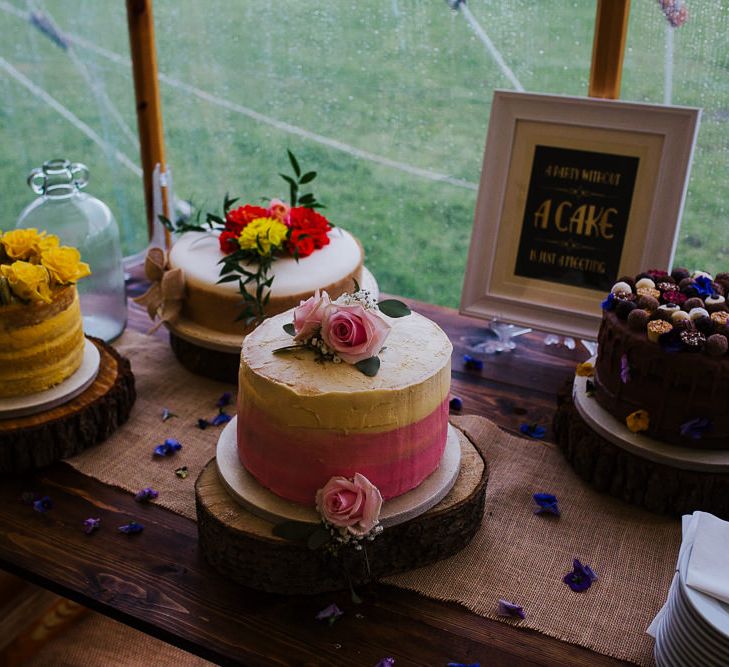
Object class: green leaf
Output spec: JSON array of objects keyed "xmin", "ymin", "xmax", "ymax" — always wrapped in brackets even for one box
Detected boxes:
[
  {"xmin": 299, "ymin": 170, "xmax": 317, "ymax": 184},
  {"xmin": 272, "ymin": 520, "xmax": 316, "ymax": 541},
  {"xmin": 273, "ymin": 344, "xmax": 303, "ymax": 354},
  {"xmin": 279, "ymin": 173, "xmax": 297, "ymax": 187},
  {"xmin": 307, "ymin": 526, "xmax": 332, "ymax": 550},
  {"xmin": 216, "ymin": 274, "xmax": 241, "ymax": 284},
  {"xmin": 287, "ymin": 149, "xmax": 301, "ymax": 177},
  {"xmin": 158, "ymin": 214, "xmax": 173, "ymax": 230},
  {"xmin": 377, "ymin": 299, "xmax": 411, "ymax": 318},
  {"xmin": 223, "ymin": 194, "xmax": 239, "ymax": 212},
  {"xmin": 297, "ymin": 193, "xmax": 315, "ymax": 204},
  {"xmin": 207, "ymin": 213, "xmax": 225, "ymax": 226},
  {"xmin": 355, "ymin": 356, "xmax": 380, "ymax": 377},
  {"xmin": 283, "ymin": 322, "xmax": 295, "ymax": 336}
]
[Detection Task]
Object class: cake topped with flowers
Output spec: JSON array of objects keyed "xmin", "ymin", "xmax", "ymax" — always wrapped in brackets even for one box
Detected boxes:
[
  {"xmin": 139, "ymin": 152, "xmax": 364, "ymax": 338},
  {"xmin": 0, "ymin": 228, "xmax": 90, "ymax": 398},
  {"xmin": 594, "ymin": 267, "xmax": 729, "ymax": 448}
]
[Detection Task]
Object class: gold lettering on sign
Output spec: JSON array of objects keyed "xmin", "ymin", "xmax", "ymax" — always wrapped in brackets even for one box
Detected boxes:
[{"xmin": 533, "ymin": 200, "xmax": 616, "ymax": 240}]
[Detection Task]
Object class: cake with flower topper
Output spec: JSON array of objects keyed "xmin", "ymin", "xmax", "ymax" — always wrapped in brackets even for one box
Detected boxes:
[
  {"xmin": 137, "ymin": 152, "xmax": 367, "ymax": 360},
  {"xmin": 595, "ymin": 268, "xmax": 729, "ymax": 449},
  {"xmin": 0, "ymin": 228, "xmax": 90, "ymax": 398}
]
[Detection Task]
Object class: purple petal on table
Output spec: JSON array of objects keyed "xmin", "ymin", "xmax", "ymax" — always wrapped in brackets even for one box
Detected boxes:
[
  {"xmin": 533, "ymin": 492, "xmax": 560, "ymax": 517},
  {"xmin": 83, "ymin": 517, "xmax": 101, "ymax": 534},
  {"xmin": 161, "ymin": 408, "xmax": 176, "ymax": 422},
  {"xmin": 374, "ymin": 659, "xmax": 395, "ymax": 667},
  {"xmin": 153, "ymin": 443, "xmax": 169, "ymax": 457},
  {"xmin": 118, "ymin": 521, "xmax": 144, "ymax": 535},
  {"xmin": 32, "ymin": 496, "xmax": 52, "ymax": 513},
  {"xmin": 497, "ymin": 598, "xmax": 526, "ymax": 619},
  {"xmin": 210, "ymin": 411, "xmax": 232, "ymax": 426},
  {"xmin": 680, "ymin": 417, "xmax": 712, "ymax": 440},
  {"xmin": 315, "ymin": 603, "xmax": 343, "ymax": 625},
  {"xmin": 447, "ymin": 663, "xmax": 480, "ymax": 667},
  {"xmin": 563, "ymin": 558, "xmax": 597, "ymax": 592},
  {"xmin": 164, "ymin": 438, "xmax": 182, "ymax": 451},
  {"xmin": 519, "ymin": 423, "xmax": 546, "ymax": 439},
  {"xmin": 463, "ymin": 355, "xmax": 484, "ymax": 371},
  {"xmin": 449, "ymin": 396, "xmax": 463, "ymax": 412},
  {"xmin": 216, "ymin": 391, "xmax": 232, "ymax": 408},
  {"xmin": 197, "ymin": 418, "xmax": 209, "ymax": 430},
  {"xmin": 134, "ymin": 487, "xmax": 159, "ymax": 502}
]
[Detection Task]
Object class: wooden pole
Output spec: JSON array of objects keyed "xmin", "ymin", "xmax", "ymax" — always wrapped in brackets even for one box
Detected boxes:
[
  {"xmin": 589, "ymin": 0, "xmax": 631, "ymax": 99},
  {"xmin": 126, "ymin": 0, "xmax": 170, "ymax": 248}
]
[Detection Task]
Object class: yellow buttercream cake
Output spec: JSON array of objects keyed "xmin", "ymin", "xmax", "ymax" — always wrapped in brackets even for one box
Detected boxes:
[{"xmin": 0, "ymin": 228, "xmax": 90, "ymax": 399}]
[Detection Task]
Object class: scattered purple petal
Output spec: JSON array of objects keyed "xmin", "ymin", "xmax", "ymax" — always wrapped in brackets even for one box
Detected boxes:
[
  {"xmin": 520, "ymin": 423, "xmax": 546, "ymax": 439},
  {"xmin": 463, "ymin": 355, "xmax": 484, "ymax": 371},
  {"xmin": 175, "ymin": 466, "xmax": 189, "ymax": 479},
  {"xmin": 135, "ymin": 487, "xmax": 159, "ymax": 502},
  {"xmin": 153, "ymin": 438, "xmax": 182, "ymax": 457},
  {"xmin": 601, "ymin": 292, "xmax": 616, "ymax": 311},
  {"xmin": 83, "ymin": 518, "xmax": 101, "ymax": 534},
  {"xmin": 449, "ymin": 396, "xmax": 463, "ymax": 412},
  {"xmin": 210, "ymin": 411, "xmax": 233, "ymax": 426},
  {"xmin": 32, "ymin": 496, "xmax": 52, "ymax": 513},
  {"xmin": 563, "ymin": 558, "xmax": 598, "ymax": 592},
  {"xmin": 161, "ymin": 408, "xmax": 177, "ymax": 422},
  {"xmin": 216, "ymin": 391, "xmax": 233, "ymax": 408},
  {"xmin": 197, "ymin": 418, "xmax": 209, "ymax": 430},
  {"xmin": 497, "ymin": 598, "xmax": 526, "ymax": 620},
  {"xmin": 447, "ymin": 663, "xmax": 480, "ymax": 667},
  {"xmin": 533, "ymin": 492, "xmax": 560, "ymax": 517},
  {"xmin": 118, "ymin": 521, "xmax": 144, "ymax": 535},
  {"xmin": 620, "ymin": 354, "xmax": 631, "ymax": 384},
  {"xmin": 374, "ymin": 659, "xmax": 395, "ymax": 667},
  {"xmin": 315, "ymin": 603, "xmax": 343, "ymax": 625},
  {"xmin": 680, "ymin": 417, "xmax": 712, "ymax": 440}
]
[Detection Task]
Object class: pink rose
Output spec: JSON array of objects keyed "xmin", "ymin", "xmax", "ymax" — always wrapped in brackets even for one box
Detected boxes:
[
  {"xmin": 315, "ymin": 473, "xmax": 382, "ymax": 536},
  {"xmin": 320, "ymin": 303, "xmax": 391, "ymax": 364},
  {"xmin": 293, "ymin": 289, "xmax": 330, "ymax": 342},
  {"xmin": 267, "ymin": 198, "xmax": 291, "ymax": 225}
]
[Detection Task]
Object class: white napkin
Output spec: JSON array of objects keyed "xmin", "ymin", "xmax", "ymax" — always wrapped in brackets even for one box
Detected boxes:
[{"xmin": 685, "ymin": 511, "xmax": 729, "ymax": 605}]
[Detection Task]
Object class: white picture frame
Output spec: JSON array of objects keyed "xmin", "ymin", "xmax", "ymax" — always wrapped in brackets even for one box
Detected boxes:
[{"xmin": 460, "ymin": 91, "xmax": 700, "ymax": 340}]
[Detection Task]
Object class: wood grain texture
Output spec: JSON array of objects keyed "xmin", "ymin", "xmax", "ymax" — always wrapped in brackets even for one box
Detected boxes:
[
  {"xmin": 169, "ymin": 332, "xmax": 239, "ymax": 385},
  {"xmin": 0, "ymin": 338, "xmax": 136, "ymax": 473},
  {"xmin": 554, "ymin": 380, "xmax": 729, "ymax": 519},
  {"xmin": 0, "ymin": 293, "xmax": 632, "ymax": 667},
  {"xmin": 196, "ymin": 436, "xmax": 486, "ymax": 594}
]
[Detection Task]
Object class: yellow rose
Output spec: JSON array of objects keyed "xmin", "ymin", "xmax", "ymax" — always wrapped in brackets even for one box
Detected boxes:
[
  {"xmin": 626, "ymin": 409, "xmax": 650, "ymax": 434},
  {"xmin": 238, "ymin": 217, "xmax": 289, "ymax": 255},
  {"xmin": 575, "ymin": 361, "xmax": 595, "ymax": 377},
  {"xmin": 37, "ymin": 233, "xmax": 60, "ymax": 254},
  {"xmin": 41, "ymin": 246, "xmax": 92, "ymax": 284},
  {"xmin": 1, "ymin": 228, "xmax": 47, "ymax": 261},
  {"xmin": 0, "ymin": 261, "xmax": 52, "ymax": 303}
]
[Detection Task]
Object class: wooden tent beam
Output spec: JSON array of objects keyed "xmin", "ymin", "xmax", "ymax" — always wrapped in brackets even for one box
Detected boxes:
[
  {"xmin": 126, "ymin": 0, "xmax": 169, "ymax": 245},
  {"xmin": 589, "ymin": 0, "xmax": 631, "ymax": 99}
]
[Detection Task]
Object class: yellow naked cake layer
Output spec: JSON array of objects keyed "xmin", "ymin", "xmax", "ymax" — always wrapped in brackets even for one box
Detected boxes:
[{"xmin": 0, "ymin": 286, "xmax": 85, "ymax": 398}]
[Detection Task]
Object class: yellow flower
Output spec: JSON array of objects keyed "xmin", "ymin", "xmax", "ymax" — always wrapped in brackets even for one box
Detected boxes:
[
  {"xmin": 626, "ymin": 409, "xmax": 650, "ymax": 434},
  {"xmin": 37, "ymin": 233, "xmax": 60, "ymax": 254},
  {"xmin": 575, "ymin": 361, "xmax": 595, "ymax": 377},
  {"xmin": 41, "ymin": 246, "xmax": 92, "ymax": 284},
  {"xmin": 238, "ymin": 217, "xmax": 289, "ymax": 256},
  {"xmin": 0, "ymin": 261, "xmax": 52, "ymax": 303},
  {"xmin": 1, "ymin": 228, "xmax": 47, "ymax": 261}
]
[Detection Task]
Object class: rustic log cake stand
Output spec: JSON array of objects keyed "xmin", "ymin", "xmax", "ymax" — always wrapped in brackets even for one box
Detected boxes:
[
  {"xmin": 195, "ymin": 429, "xmax": 488, "ymax": 594},
  {"xmin": 554, "ymin": 376, "xmax": 729, "ymax": 519},
  {"xmin": 0, "ymin": 338, "xmax": 136, "ymax": 473},
  {"xmin": 168, "ymin": 329, "xmax": 239, "ymax": 385}
]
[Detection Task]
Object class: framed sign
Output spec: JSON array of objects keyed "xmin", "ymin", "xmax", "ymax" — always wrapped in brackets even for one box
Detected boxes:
[{"xmin": 460, "ymin": 91, "xmax": 700, "ymax": 339}]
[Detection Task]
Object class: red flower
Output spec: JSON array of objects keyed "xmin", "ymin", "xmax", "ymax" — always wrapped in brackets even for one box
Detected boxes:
[
  {"xmin": 225, "ymin": 205, "xmax": 268, "ymax": 235},
  {"xmin": 218, "ymin": 230, "xmax": 240, "ymax": 254},
  {"xmin": 289, "ymin": 207, "xmax": 332, "ymax": 234},
  {"xmin": 288, "ymin": 229, "xmax": 316, "ymax": 258}
]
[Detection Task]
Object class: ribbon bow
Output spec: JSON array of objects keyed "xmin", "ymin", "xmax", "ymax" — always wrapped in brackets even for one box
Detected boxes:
[{"xmin": 133, "ymin": 247, "xmax": 185, "ymax": 333}]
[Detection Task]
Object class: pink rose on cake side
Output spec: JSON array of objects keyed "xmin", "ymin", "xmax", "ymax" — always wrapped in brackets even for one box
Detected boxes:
[
  {"xmin": 315, "ymin": 473, "xmax": 383, "ymax": 536},
  {"xmin": 293, "ymin": 289, "xmax": 330, "ymax": 342},
  {"xmin": 320, "ymin": 303, "xmax": 391, "ymax": 364}
]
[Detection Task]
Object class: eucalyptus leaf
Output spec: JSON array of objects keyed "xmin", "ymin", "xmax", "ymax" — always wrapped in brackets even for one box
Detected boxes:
[
  {"xmin": 273, "ymin": 345, "xmax": 304, "ymax": 354},
  {"xmin": 272, "ymin": 520, "xmax": 316, "ymax": 541},
  {"xmin": 307, "ymin": 526, "xmax": 332, "ymax": 550},
  {"xmin": 283, "ymin": 322, "xmax": 296, "ymax": 336},
  {"xmin": 355, "ymin": 356, "xmax": 380, "ymax": 377},
  {"xmin": 279, "ymin": 173, "xmax": 297, "ymax": 187},
  {"xmin": 377, "ymin": 299, "xmax": 411, "ymax": 318},
  {"xmin": 287, "ymin": 149, "xmax": 301, "ymax": 177},
  {"xmin": 299, "ymin": 170, "xmax": 317, "ymax": 184}
]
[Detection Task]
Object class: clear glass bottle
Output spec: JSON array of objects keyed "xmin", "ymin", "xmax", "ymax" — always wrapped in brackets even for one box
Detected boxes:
[{"xmin": 16, "ymin": 159, "xmax": 127, "ymax": 341}]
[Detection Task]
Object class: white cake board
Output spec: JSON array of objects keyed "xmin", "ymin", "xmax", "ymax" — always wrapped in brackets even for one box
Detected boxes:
[
  {"xmin": 0, "ymin": 339, "xmax": 100, "ymax": 420},
  {"xmin": 215, "ymin": 416, "xmax": 462, "ymax": 528},
  {"xmin": 167, "ymin": 266, "xmax": 380, "ymax": 354},
  {"xmin": 573, "ymin": 362, "xmax": 729, "ymax": 473}
]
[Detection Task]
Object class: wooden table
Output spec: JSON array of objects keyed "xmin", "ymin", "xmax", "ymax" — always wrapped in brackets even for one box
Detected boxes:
[{"xmin": 0, "ymin": 286, "xmax": 635, "ymax": 667}]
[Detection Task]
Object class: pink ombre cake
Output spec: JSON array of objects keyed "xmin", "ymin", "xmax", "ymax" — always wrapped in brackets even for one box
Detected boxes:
[{"xmin": 237, "ymin": 309, "xmax": 453, "ymax": 506}]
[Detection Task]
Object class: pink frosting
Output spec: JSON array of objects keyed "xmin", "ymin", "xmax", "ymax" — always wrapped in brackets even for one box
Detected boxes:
[{"xmin": 238, "ymin": 399, "xmax": 449, "ymax": 505}]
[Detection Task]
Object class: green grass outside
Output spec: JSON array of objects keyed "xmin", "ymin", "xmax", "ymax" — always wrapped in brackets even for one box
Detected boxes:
[{"xmin": 1, "ymin": 0, "xmax": 727, "ymax": 308}]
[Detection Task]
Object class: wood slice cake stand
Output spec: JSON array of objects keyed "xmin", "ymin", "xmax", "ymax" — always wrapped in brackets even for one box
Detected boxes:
[
  {"xmin": 0, "ymin": 337, "xmax": 136, "ymax": 473},
  {"xmin": 554, "ymin": 374, "xmax": 729, "ymax": 519},
  {"xmin": 168, "ymin": 268, "xmax": 380, "ymax": 385},
  {"xmin": 195, "ymin": 423, "xmax": 488, "ymax": 594}
]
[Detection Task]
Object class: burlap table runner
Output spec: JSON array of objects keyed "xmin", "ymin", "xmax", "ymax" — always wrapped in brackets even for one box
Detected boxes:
[{"xmin": 68, "ymin": 330, "xmax": 680, "ymax": 666}]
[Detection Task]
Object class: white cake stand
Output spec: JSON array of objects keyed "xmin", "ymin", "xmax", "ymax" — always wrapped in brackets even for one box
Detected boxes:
[
  {"xmin": 215, "ymin": 416, "xmax": 462, "ymax": 528},
  {"xmin": 0, "ymin": 338, "xmax": 101, "ymax": 420}
]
